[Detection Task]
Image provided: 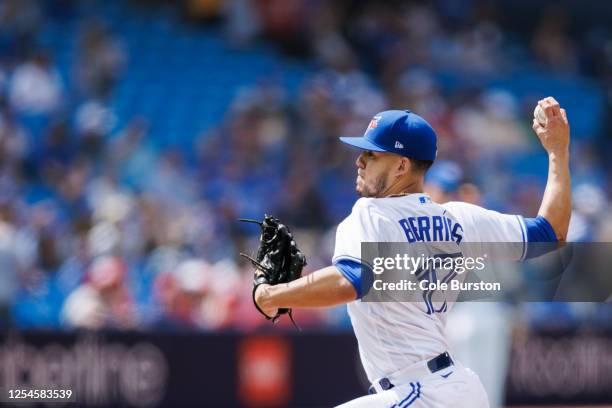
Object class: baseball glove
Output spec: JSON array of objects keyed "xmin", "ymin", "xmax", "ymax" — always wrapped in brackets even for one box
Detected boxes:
[{"xmin": 240, "ymin": 215, "xmax": 306, "ymax": 327}]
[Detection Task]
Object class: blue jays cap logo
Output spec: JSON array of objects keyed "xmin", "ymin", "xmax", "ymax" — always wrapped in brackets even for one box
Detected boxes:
[{"xmin": 365, "ymin": 115, "xmax": 381, "ymax": 134}]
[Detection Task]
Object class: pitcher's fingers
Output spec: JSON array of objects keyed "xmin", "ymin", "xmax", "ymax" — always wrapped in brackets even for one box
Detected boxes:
[
  {"xmin": 541, "ymin": 97, "xmax": 560, "ymax": 118},
  {"xmin": 539, "ymin": 99, "xmax": 554, "ymax": 118},
  {"xmin": 560, "ymin": 108, "xmax": 568, "ymax": 124},
  {"xmin": 532, "ymin": 119, "xmax": 543, "ymax": 132},
  {"xmin": 548, "ymin": 97, "xmax": 561, "ymax": 117}
]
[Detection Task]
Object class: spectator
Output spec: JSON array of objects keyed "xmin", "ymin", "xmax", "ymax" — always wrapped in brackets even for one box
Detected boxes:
[
  {"xmin": 9, "ymin": 52, "xmax": 63, "ymax": 114},
  {"xmin": 61, "ymin": 255, "xmax": 136, "ymax": 329},
  {"xmin": 75, "ymin": 20, "xmax": 126, "ymax": 100},
  {"xmin": 154, "ymin": 258, "xmax": 240, "ymax": 329}
]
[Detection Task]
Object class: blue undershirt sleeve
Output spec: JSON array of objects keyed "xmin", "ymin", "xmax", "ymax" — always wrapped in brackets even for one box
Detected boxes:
[
  {"xmin": 333, "ymin": 258, "xmax": 374, "ymax": 299},
  {"xmin": 524, "ymin": 215, "xmax": 557, "ymax": 242},
  {"xmin": 523, "ymin": 215, "xmax": 558, "ymax": 259}
]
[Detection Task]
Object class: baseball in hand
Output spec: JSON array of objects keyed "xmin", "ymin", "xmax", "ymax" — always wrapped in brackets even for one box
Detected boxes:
[{"xmin": 534, "ymin": 105, "xmax": 547, "ymax": 126}]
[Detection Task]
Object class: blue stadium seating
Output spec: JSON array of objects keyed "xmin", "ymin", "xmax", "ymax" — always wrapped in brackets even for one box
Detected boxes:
[{"xmin": 37, "ymin": 1, "xmax": 311, "ymax": 151}]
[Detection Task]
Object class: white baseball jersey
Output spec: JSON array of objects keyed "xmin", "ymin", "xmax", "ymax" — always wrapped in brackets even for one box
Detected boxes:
[{"xmin": 332, "ymin": 193, "xmax": 527, "ymax": 382}]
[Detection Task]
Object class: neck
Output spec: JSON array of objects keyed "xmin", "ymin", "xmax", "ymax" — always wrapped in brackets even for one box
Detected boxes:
[{"xmin": 380, "ymin": 177, "xmax": 424, "ymax": 197}]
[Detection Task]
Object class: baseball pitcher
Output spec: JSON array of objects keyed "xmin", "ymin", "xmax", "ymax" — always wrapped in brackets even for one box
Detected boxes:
[{"xmin": 243, "ymin": 97, "xmax": 571, "ymax": 407}]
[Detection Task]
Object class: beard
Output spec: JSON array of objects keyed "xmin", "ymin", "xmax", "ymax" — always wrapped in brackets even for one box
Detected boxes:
[{"xmin": 356, "ymin": 173, "xmax": 388, "ymax": 198}]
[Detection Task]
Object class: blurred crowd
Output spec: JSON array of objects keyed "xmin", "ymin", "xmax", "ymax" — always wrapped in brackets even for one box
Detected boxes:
[{"xmin": 0, "ymin": 0, "xmax": 611, "ymax": 332}]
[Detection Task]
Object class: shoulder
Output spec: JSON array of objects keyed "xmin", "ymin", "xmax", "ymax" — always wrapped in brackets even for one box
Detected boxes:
[
  {"xmin": 441, "ymin": 201, "xmax": 481, "ymax": 214},
  {"xmin": 352, "ymin": 197, "xmax": 397, "ymax": 218},
  {"xmin": 441, "ymin": 201, "xmax": 492, "ymax": 223},
  {"xmin": 351, "ymin": 197, "xmax": 376, "ymax": 212},
  {"xmin": 339, "ymin": 198, "xmax": 378, "ymax": 223},
  {"xmin": 350, "ymin": 198, "xmax": 395, "ymax": 224},
  {"xmin": 442, "ymin": 201, "xmax": 519, "ymax": 223},
  {"xmin": 337, "ymin": 198, "xmax": 393, "ymax": 236},
  {"xmin": 441, "ymin": 200, "xmax": 527, "ymax": 244}
]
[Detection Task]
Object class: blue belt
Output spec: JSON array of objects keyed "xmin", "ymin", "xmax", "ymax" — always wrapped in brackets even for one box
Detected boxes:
[{"xmin": 367, "ymin": 352, "xmax": 454, "ymax": 394}]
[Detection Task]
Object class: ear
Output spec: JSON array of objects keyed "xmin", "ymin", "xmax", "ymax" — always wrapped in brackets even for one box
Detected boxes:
[{"xmin": 395, "ymin": 157, "xmax": 411, "ymax": 177}]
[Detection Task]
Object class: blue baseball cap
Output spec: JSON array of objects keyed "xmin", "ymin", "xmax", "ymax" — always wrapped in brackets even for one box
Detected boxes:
[{"xmin": 339, "ymin": 110, "xmax": 437, "ymax": 161}]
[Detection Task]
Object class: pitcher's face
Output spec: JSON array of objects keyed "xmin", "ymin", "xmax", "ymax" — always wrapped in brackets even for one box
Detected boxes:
[{"xmin": 355, "ymin": 151, "xmax": 397, "ymax": 198}]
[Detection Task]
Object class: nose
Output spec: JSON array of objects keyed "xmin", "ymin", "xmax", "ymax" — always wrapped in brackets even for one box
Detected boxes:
[{"xmin": 355, "ymin": 153, "xmax": 366, "ymax": 169}]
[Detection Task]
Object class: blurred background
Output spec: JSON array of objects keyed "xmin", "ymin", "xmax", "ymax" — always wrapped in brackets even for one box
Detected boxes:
[{"xmin": 0, "ymin": 0, "xmax": 611, "ymax": 407}]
